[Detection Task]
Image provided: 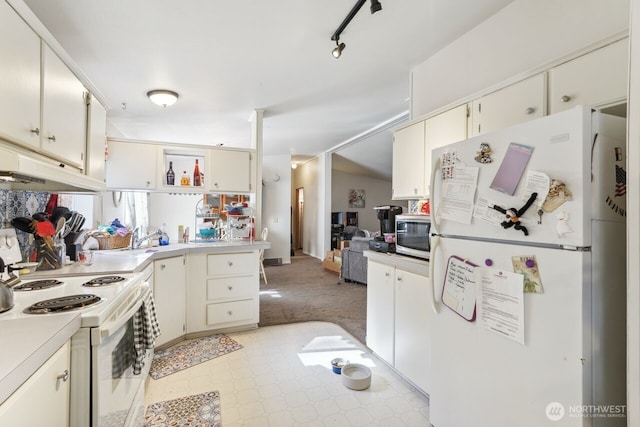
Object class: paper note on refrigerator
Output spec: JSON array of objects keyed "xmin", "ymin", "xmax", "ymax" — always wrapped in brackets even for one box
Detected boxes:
[
  {"xmin": 479, "ymin": 268, "xmax": 525, "ymax": 344},
  {"xmin": 437, "ymin": 165, "xmax": 479, "ymax": 224},
  {"xmin": 442, "ymin": 256, "xmax": 477, "ymax": 321}
]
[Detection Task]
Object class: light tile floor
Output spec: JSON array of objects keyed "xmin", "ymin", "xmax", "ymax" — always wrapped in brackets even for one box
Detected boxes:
[{"xmin": 144, "ymin": 321, "xmax": 431, "ymax": 426}]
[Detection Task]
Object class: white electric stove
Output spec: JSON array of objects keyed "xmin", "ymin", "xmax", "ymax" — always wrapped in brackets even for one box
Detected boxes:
[{"xmin": 0, "ymin": 267, "xmax": 153, "ymax": 427}]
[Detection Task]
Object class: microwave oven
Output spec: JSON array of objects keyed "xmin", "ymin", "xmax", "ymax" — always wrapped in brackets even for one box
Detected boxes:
[{"xmin": 395, "ymin": 214, "xmax": 431, "ymax": 260}]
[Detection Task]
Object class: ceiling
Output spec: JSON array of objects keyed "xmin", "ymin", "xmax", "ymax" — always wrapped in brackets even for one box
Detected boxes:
[{"xmin": 21, "ymin": 0, "xmax": 513, "ymax": 178}]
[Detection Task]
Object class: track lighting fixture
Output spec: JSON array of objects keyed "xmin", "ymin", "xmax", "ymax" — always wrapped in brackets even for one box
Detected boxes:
[
  {"xmin": 370, "ymin": 0, "xmax": 382, "ymax": 14},
  {"xmin": 332, "ymin": 39, "xmax": 346, "ymax": 59},
  {"xmin": 330, "ymin": 0, "xmax": 382, "ymax": 58}
]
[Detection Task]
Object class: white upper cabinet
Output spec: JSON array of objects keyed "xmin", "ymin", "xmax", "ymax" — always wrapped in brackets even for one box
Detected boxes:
[
  {"xmin": 0, "ymin": 1, "xmax": 41, "ymax": 149},
  {"xmin": 208, "ymin": 149, "xmax": 252, "ymax": 193},
  {"xmin": 86, "ymin": 94, "xmax": 107, "ymax": 182},
  {"xmin": 41, "ymin": 44, "xmax": 87, "ymax": 169},
  {"xmin": 106, "ymin": 140, "xmax": 157, "ymax": 189},
  {"xmin": 392, "ymin": 120, "xmax": 426, "ymax": 200},
  {"xmin": 424, "ymin": 104, "xmax": 468, "ymax": 197},
  {"xmin": 471, "ymin": 73, "xmax": 546, "ymax": 137},
  {"xmin": 549, "ymin": 38, "xmax": 628, "ymax": 114}
]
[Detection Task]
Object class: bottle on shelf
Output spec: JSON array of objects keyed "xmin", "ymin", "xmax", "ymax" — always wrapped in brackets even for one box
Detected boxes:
[
  {"xmin": 180, "ymin": 170, "xmax": 190, "ymax": 186},
  {"xmin": 166, "ymin": 161, "xmax": 175, "ymax": 186},
  {"xmin": 193, "ymin": 159, "xmax": 202, "ymax": 186}
]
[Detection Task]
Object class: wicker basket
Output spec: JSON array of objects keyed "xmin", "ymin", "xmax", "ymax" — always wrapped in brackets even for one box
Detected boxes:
[{"xmin": 96, "ymin": 232, "xmax": 132, "ymax": 250}]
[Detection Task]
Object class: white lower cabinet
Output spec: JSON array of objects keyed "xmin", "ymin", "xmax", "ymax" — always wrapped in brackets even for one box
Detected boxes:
[
  {"xmin": 153, "ymin": 256, "xmax": 186, "ymax": 347},
  {"xmin": 187, "ymin": 251, "xmax": 259, "ymax": 333},
  {"xmin": 0, "ymin": 341, "xmax": 71, "ymax": 426},
  {"xmin": 367, "ymin": 259, "xmax": 431, "ymax": 393},
  {"xmin": 394, "ymin": 268, "xmax": 431, "ymax": 393}
]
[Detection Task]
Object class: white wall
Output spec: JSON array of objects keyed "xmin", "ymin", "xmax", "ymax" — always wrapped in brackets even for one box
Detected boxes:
[
  {"xmin": 292, "ymin": 155, "xmax": 329, "ymax": 259},
  {"xmin": 262, "ymin": 154, "xmax": 292, "ymax": 264},
  {"xmin": 412, "ymin": 0, "xmax": 630, "ymax": 118},
  {"xmin": 331, "ymin": 170, "xmax": 407, "ymax": 233},
  {"xmin": 627, "ymin": 0, "xmax": 639, "ymax": 423},
  {"xmin": 149, "ymin": 193, "xmax": 201, "ymax": 242}
]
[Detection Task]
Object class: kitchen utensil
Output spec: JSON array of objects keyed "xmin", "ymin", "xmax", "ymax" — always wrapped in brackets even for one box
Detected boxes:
[
  {"xmin": 8, "ymin": 262, "xmax": 39, "ymax": 275},
  {"xmin": 10, "ymin": 217, "xmax": 35, "ymax": 234},
  {"xmin": 0, "ymin": 257, "xmax": 15, "ymax": 313},
  {"xmin": 50, "ymin": 206, "xmax": 71, "ymax": 226},
  {"xmin": 32, "ymin": 212, "xmax": 49, "ymax": 221},
  {"xmin": 55, "ymin": 217, "xmax": 66, "ymax": 239}
]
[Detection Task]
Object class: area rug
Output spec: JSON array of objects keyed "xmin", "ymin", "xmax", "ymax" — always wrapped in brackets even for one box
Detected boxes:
[
  {"xmin": 150, "ymin": 334, "xmax": 243, "ymax": 379},
  {"xmin": 144, "ymin": 391, "xmax": 221, "ymax": 427}
]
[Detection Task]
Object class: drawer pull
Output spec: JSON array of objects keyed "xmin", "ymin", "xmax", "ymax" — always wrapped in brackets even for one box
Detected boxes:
[
  {"xmin": 525, "ymin": 107, "xmax": 535, "ymax": 115},
  {"xmin": 227, "ymin": 310, "xmax": 233, "ymax": 316},
  {"xmin": 160, "ymin": 264, "xmax": 166, "ymax": 270},
  {"xmin": 30, "ymin": 127, "xmax": 40, "ymax": 136},
  {"xmin": 227, "ymin": 285, "xmax": 233, "ymax": 291},
  {"xmin": 48, "ymin": 135, "xmax": 56, "ymax": 142},
  {"xmin": 57, "ymin": 370, "xmax": 69, "ymax": 382},
  {"xmin": 227, "ymin": 261, "xmax": 233, "ymax": 267},
  {"xmin": 561, "ymin": 95, "xmax": 571, "ymax": 103},
  {"xmin": 397, "ymin": 277, "xmax": 403, "ymax": 281},
  {"xmin": 385, "ymin": 272, "xmax": 390, "ymax": 277}
]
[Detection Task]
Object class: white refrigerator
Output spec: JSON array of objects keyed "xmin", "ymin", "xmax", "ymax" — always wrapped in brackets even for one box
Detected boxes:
[{"xmin": 428, "ymin": 106, "xmax": 627, "ymax": 426}]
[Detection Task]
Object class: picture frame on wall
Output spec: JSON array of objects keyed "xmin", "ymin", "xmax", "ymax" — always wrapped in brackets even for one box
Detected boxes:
[{"xmin": 348, "ymin": 189, "xmax": 365, "ymax": 208}]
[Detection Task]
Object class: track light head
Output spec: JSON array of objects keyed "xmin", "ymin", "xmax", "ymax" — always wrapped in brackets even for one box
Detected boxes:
[
  {"xmin": 370, "ymin": 0, "xmax": 382, "ymax": 14},
  {"xmin": 332, "ymin": 41, "xmax": 346, "ymax": 59}
]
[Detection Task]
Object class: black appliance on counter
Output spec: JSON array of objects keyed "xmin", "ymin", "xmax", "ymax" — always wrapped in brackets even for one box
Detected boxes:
[
  {"xmin": 374, "ymin": 205, "xmax": 403, "ymax": 235},
  {"xmin": 370, "ymin": 205, "xmax": 403, "ymax": 253}
]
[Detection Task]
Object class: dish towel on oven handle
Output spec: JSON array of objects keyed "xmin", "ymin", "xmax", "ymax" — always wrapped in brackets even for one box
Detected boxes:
[{"xmin": 133, "ymin": 286, "xmax": 161, "ymax": 375}]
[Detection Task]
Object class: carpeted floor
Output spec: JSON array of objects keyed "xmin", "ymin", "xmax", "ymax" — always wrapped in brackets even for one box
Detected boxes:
[{"xmin": 259, "ymin": 253, "xmax": 367, "ymax": 343}]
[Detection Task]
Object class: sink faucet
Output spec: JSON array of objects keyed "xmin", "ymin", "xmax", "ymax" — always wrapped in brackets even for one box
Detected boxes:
[{"xmin": 130, "ymin": 228, "xmax": 163, "ymax": 249}]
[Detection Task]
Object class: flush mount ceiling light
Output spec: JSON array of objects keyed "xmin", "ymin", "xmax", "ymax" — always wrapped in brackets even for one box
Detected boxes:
[
  {"xmin": 330, "ymin": 0, "xmax": 382, "ymax": 59},
  {"xmin": 291, "ymin": 162, "xmax": 298, "ymax": 169},
  {"xmin": 147, "ymin": 89, "xmax": 179, "ymax": 107}
]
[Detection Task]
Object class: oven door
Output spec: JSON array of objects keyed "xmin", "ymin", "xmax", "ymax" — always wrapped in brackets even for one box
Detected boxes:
[{"xmin": 90, "ymin": 288, "xmax": 151, "ymax": 427}]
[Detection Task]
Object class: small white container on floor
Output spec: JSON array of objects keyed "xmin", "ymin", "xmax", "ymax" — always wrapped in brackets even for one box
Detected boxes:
[{"xmin": 341, "ymin": 363, "xmax": 371, "ymax": 390}]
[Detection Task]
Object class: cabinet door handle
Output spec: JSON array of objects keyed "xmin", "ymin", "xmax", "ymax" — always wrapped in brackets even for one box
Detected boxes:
[
  {"xmin": 146, "ymin": 181, "xmax": 151, "ymax": 186},
  {"xmin": 385, "ymin": 272, "xmax": 390, "ymax": 277},
  {"xmin": 397, "ymin": 276, "xmax": 403, "ymax": 281},
  {"xmin": 227, "ymin": 310, "xmax": 233, "ymax": 316},
  {"xmin": 57, "ymin": 370, "xmax": 69, "ymax": 382},
  {"xmin": 525, "ymin": 107, "xmax": 535, "ymax": 115},
  {"xmin": 30, "ymin": 128, "xmax": 40, "ymax": 136},
  {"xmin": 561, "ymin": 95, "xmax": 571, "ymax": 103},
  {"xmin": 160, "ymin": 264, "xmax": 166, "ymax": 270},
  {"xmin": 227, "ymin": 261, "xmax": 233, "ymax": 267},
  {"xmin": 47, "ymin": 135, "xmax": 56, "ymax": 142},
  {"xmin": 227, "ymin": 285, "xmax": 233, "ymax": 291}
]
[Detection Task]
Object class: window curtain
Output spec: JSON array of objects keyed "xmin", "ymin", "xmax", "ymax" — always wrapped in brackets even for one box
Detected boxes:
[{"xmin": 124, "ymin": 192, "xmax": 149, "ymax": 234}]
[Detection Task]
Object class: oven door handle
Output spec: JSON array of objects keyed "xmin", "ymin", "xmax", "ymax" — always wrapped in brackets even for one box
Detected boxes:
[{"xmin": 95, "ymin": 297, "xmax": 143, "ymax": 343}]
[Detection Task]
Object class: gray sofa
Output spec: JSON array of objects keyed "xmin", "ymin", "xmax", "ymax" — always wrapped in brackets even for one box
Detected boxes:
[{"xmin": 341, "ymin": 236, "xmax": 372, "ymax": 284}]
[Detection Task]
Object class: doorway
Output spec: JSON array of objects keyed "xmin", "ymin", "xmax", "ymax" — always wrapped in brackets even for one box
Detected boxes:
[{"xmin": 295, "ymin": 187, "xmax": 304, "ymax": 251}]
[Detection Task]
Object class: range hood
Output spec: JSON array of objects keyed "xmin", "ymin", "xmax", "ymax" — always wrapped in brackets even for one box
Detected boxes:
[{"xmin": 0, "ymin": 145, "xmax": 105, "ymax": 192}]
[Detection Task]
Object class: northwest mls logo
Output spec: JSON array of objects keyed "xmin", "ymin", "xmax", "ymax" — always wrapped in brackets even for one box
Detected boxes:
[
  {"xmin": 546, "ymin": 402, "xmax": 565, "ymax": 421},
  {"xmin": 546, "ymin": 402, "xmax": 626, "ymax": 421}
]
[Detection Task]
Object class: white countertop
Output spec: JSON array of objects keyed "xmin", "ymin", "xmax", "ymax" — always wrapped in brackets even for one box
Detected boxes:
[
  {"xmin": 0, "ymin": 314, "xmax": 81, "ymax": 404},
  {"xmin": 364, "ymin": 250, "xmax": 430, "ymax": 277},
  {"xmin": 0, "ymin": 240, "xmax": 270, "ymax": 404}
]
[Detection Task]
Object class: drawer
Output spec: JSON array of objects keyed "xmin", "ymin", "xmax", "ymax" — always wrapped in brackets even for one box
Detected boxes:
[
  {"xmin": 207, "ymin": 276, "xmax": 255, "ymax": 300},
  {"xmin": 207, "ymin": 252, "xmax": 258, "ymax": 276},
  {"xmin": 206, "ymin": 299, "xmax": 255, "ymax": 325}
]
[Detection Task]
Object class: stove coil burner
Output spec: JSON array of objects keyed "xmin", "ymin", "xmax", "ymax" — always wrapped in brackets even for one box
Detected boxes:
[
  {"xmin": 13, "ymin": 279, "xmax": 63, "ymax": 291},
  {"xmin": 82, "ymin": 275, "xmax": 126, "ymax": 287},
  {"xmin": 23, "ymin": 294, "xmax": 102, "ymax": 314}
]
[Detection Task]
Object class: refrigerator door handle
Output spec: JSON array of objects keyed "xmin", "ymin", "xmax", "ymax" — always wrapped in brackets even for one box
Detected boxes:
[
  {"xmin": 429, "ymin": 234, "xmax": 441, "ymax": 314},
  {"xmin": 430, "ymin": 156, "xmax": 441, "ymax": 231}
]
